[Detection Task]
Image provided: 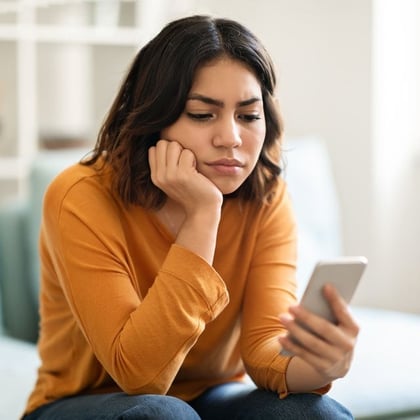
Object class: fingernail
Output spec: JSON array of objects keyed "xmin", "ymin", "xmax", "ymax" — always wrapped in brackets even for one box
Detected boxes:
[
  {"xmin": 324, "ymin": 283, "xmax": 336, "ymax": 295},
  {"xmin": 279, "ymin": 314, "xmax": 291, "ymax": 324},
  {"xmin": 289, "ymin": 305, "xmax": 299, "ymax": 314}
]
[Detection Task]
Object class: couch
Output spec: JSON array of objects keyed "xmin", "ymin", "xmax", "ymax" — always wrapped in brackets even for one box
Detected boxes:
[{"xmin": 1, "ymin": 139, "xmax": 420, "ymax": 419}]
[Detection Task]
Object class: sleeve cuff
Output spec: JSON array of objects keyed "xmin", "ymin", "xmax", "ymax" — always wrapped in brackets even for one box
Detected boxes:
[{"xmin": 160, "ymin": 244, "xmax": 230, "ymax": 320}]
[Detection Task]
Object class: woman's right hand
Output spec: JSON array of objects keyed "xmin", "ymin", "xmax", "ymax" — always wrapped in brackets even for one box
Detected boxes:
[
  {"xmin": 148, "ymin": 140, "xmax": 223, "ymax": 264},
  {"xmin": 148, "ymin": 140, "xmax": 223, "ymax": 217}
]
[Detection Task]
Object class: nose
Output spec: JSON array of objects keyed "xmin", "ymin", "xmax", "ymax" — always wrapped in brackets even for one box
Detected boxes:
[{"xmin": 212, "ymin": 116, "xmax": 242, "ymax": 148}]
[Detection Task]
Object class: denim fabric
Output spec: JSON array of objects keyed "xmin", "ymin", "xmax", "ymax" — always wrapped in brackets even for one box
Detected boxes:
[
  {"xmin": 24, "ymin": 393, "xmax": 200, "ymax": 420},
  {"xmin": 189, "ymin": 382, "xmax": 353, "ymax": 420},
  {"xmin": 25, "ymin": 382, "xmax": 353, "ymax": 419}
]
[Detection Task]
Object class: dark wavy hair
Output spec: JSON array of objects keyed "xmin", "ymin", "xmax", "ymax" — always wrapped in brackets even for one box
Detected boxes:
[{"xmin": 83, "ymin": 15, "xmax": 283, "ymax": 208}]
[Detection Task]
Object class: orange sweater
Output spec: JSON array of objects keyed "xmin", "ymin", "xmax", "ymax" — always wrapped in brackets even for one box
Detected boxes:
[{"xmin": 25, "ymin": 161, "xmax": 326, "ymax": 415}]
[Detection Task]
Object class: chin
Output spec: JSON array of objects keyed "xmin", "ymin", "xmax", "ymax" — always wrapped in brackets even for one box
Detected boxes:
[{"xmin": 215, "ymin": 181, "xmax": 244, "ymax": 196}]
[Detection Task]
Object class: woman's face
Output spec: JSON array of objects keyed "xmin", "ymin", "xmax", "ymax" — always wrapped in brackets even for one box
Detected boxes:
[{"xmin": 161, "ymin": 58, "xmax": 266, "ymax": 195}]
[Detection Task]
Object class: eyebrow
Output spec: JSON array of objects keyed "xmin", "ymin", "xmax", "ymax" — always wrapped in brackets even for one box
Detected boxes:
[{"xmin": 187, "ymin": 93, "xmax": 262, "ymax": 108}]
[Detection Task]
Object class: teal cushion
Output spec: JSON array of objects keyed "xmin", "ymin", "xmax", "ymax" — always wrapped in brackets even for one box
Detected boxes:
[{"xmin": 0, "ymin": 200, "xmax": 38, "ymax": 341}]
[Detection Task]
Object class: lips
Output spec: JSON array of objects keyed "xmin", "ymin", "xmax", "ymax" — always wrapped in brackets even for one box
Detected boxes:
[
  {"xmin": 207, "ymin": 158, "xmax": 244, "ymax": 167},
  {"xmin": 206, "ymin": 158, "xmax": 244, "ymax": 176}
]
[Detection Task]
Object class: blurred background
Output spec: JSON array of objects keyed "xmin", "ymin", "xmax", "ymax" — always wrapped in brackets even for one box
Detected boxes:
[{"xmin": 0, "ymin": 0, "xmax": 419, "ymax": 314}]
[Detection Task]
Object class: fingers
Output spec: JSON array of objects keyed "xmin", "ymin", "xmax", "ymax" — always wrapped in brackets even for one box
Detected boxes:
[
  {"xmin": 148, "ymin": 139, "xmax": 222, "ymax": 218},
  {"xmin": 278, "ymin": 311, "xmax": 356, "ymax": 380},
  {"xmin": 287, "ymin": 299, "xmax": 358, "ymax": 350},
  {"xmin": 278, "ymin": 290, "xmax": 359, "ymax": 379},
  {"xmin": 152, "ymin": 140, "xmax": 196, "ymax": 169},
  {"xmin": 323, "ymin": 284, "xmax": 360, "ymax": 335},
  {"xmin": 165, "ymin": 140, "xmax": 183, "ymax": 173},
  {"xmin": 279, "ymin": 310, "xmax": 337, "ymax": 360},
  {"xmin": 149, "ymin": 140, "xmax": 194, "ymax": 187},
  {"xmin": 153, "ymin": 140, "xmax": 180, "ymax": 175},
  {"xmin": 178, "ymin": 147, "xmax": 196, "ymax": 169}
]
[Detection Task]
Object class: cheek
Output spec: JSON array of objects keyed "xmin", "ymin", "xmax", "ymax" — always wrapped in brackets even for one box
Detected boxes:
[
  {"xmin": 161, "ymin": 122, "xmax": 198, "ymax": 150},
  {"xmin": 248, "ymin": 129, "xmax": 266, "ymax": 158},
  {"xmin": 160, "ymin": 125, "xmax": 176, "ymax": 141}
]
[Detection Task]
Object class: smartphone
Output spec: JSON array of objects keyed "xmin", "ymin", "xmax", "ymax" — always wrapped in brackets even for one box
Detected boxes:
[{"xmin": 280, "ymin": 256, "xmax": 368, "ymax": 356}]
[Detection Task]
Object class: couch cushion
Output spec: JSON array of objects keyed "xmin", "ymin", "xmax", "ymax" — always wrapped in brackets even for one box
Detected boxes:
[
  {"xmin": 329, "ymin": 307, "xmax": 420, "ymax": 419},
  {"xmin": 0, "ymin": 336, "xmax": 39, "ymax": 419},
  {"xmin": 0, "ymin": 200, "xmax": 38, "ymax": 341},
  {"xmin": 283, "ymin": 137, "xmax": 343, "ymax": 298}
]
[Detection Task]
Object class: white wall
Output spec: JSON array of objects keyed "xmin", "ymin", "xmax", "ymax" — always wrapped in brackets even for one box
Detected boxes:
[{"xmin": 369, "ymin": 0, "xmax": 420, "ymax": 313}]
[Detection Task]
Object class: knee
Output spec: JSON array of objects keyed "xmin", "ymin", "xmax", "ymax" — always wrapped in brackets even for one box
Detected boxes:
[
  {"xmin": 239, "ymin": 391, "xmax": 353, "ymax": 420},
  {"xmin": 289, "ymin": 394, "xmax": 354, "ymax": 420},
  {"xmin": 119, "ymin": 395, "xmax": 200, "ymax": 420}
]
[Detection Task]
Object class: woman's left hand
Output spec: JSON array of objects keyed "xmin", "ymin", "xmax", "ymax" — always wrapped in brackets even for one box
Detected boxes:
[{"xmin": 278, "ymin": 284, "xmax": 359, "ymax": 381}]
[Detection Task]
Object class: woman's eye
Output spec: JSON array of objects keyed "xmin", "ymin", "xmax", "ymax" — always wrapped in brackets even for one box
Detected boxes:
[
  {"xmin": 238, "ymin": 114, "xmax": 261, "ymax": 122},
  {"xmin": 187, "ymin": 112, "xmax": 213, "ymax": 121}
]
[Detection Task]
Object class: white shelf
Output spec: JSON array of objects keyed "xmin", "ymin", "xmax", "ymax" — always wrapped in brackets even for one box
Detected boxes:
[
  {"xmin": 0, "ymin": 24, "xmax": 19, "ymax": 41},
  {"xmin": 0, "ymin": 0, "xmax": 177, "ymax": 191},
  {"xmin": 0, "ymin": 24, "xmax": 146, "ymax": 46},
  {"xmin": 0, "ymin": 157, "xmax": 30, "ymax": 179}
]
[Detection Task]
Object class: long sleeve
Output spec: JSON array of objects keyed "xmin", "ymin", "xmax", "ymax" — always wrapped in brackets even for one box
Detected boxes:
[
  {"xmin": 29, "ymin": 164, "xmax": 229, "ymax": 412},
  {"xmin": 239, "ymin": 182, "xmax": 330, "ymax": 398},
  {"xmin": 239, "ymin": 182, "xmax": 297, "ymax": 397}
]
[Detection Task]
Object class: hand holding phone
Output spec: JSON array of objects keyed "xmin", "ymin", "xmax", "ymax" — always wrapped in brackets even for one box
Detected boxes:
[{"xmin": 280, "ymin": 256, "xmax": 367, "ymax": 356}]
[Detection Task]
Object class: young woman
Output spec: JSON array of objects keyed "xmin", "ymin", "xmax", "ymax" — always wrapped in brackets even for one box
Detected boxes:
[{"xmin": 23, "ymin": 15, "xmax": 358, "ymax": 419}]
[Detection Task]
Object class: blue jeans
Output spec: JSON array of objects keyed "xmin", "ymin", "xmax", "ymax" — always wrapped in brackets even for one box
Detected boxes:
[{"xmin": 24, "ymin": 382, "xmax": 353, "ymax": 419}]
